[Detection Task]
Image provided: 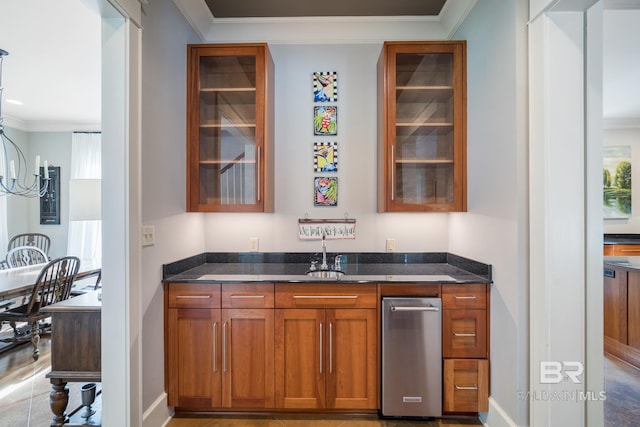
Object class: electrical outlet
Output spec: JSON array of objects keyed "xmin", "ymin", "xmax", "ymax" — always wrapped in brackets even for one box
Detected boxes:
[
  {"xmin": 142, "ymin": 225, "xmax": 155, "ymax": 247},
  {"xmin": 386, "ymin": 238, "xmax": 395, "ymax": 252},
  {"xmin": 249, "ymin": 237, "xmax": 259, "ymax": 252}
]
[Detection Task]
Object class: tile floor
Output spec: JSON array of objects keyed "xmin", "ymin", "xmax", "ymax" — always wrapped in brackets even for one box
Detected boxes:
[{"xmin": 1, "ymin": 330, "xmax": 639, "ymax": 427}]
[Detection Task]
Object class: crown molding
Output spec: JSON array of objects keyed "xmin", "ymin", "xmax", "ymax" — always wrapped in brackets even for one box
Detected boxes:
[
  {"xmin": 2, "ymin": 114, "xmax": 100, "ymax": 132},
  {"xmin": 173, "ymin": 0, "xmax": 476, "ymax": 43}
]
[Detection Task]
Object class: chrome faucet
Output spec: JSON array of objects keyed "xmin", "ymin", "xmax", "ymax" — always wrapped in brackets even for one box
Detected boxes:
[
  {"xmin": 320, "ymin": 232, "xmax": 329, "ymax": 270},
  {"xmin": 309, "ymin": 231, "xmax": 342, "ymax": 272}
]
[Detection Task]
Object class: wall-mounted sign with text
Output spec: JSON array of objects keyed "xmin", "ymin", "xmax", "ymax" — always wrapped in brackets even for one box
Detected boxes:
[{"xmin": 298, "ymin": 218, "xmax": 356, "ymax": 240}]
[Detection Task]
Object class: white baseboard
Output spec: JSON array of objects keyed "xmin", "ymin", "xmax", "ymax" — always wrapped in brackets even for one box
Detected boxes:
[
  {"xmin": 480, "ymin": 396, "xmax": 520, "ymax": 427},
  {"xmin": 142, "ymin": 392, "xmax": 174, "ymax": 427}
]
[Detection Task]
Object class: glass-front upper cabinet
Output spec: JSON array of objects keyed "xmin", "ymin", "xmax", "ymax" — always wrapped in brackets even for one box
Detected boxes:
[
  {"xmin": 377, "ymin": 41, "xmax": 466, "ymax": 212},
  {"xmin": 187, "ymin": 44, "xmax": 274, "ymax": 212}
]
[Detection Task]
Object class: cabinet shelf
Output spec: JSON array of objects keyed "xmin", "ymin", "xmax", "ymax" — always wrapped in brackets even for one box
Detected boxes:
[
  {"xmin": 396, "ymin": 159, "xmax": 454, "ymax": 164},
  {"xmin": 200, "ymin": 159, "xmax": 257, "ymax": 165},
  {"xmin": 396, "ymin": 122, "xmax": 454, "ymax": 127},
  {"xmin": 201, "ymin": 87, "xmax": 256, "ymax": 92},
  {"xmin": 200, "ymin": 124, "xmax": 257, "ymax": 129}
]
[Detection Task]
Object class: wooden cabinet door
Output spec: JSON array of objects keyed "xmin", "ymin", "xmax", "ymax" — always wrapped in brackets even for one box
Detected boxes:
[
  {"xmin": 604, "ymin": 266, "xmax": 628, "ymax": 344},
  {"xmin": 443, "ymin": 309, "xmax": 487, "ymax": 358},
  {"xmin": 377, "ymin": 41, "xmax": 467, "ymax": 212},
  {"xmin": 627, "ymin": 271, "xmax": 640, "ymax": 349},
  {"xmin": 275, "ymin": 309, "xmax": 325, "ymax": 409},
  {"xmin": 186, "ymin": 43, "xmax": 274, "ymax": 212},
  {"xmin": 167, "ymin": 308, "xmax": 221, "ymax": 408},
  {"xmin": 326, "ymin": 309, "xmax": 377, "ymax": 409},
  {"xmin": 443, "ymin": 359, "xmax": 488, "ymax": 413},
  {"xmin": 221, "ymin": 308, "xmax": 275, "ymax": 408}
]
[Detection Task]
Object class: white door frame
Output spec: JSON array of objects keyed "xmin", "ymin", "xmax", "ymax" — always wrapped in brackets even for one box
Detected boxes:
[
  {"xmin": 98, "ymin": 0, "xmax": 143, "ymax": 425},
  {"xmin": 528, "ymin": 1, "xmax": 604, "ymax": 426}
]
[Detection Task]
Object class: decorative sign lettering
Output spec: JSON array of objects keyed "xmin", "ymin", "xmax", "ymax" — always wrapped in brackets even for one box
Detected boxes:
[{"xmin": 298, "ymin": 219, "xmax": 356, "ymax": 240}]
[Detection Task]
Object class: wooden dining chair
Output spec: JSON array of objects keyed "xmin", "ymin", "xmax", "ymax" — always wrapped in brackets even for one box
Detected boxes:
[
  {"xmin": 0, "ymin": 256, "xmax": 80, "ymax": 360},
  {"xmin": 7, "ymin": 233, "xmax": 51, "ymax": 259},
  {"xmin": 6, "ymin": 246, "xmax": 48, "ymax": 268}
]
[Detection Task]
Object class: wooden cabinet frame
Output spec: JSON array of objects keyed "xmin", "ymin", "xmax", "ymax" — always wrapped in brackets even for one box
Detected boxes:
[
  {"xmin": 274, "ymin": 284, "xmax": 378, "ymax": 410},
  {"xmin": 165, "ymin": 281, "xmax": 490, "ymax": 415},
  {"xmin": 377, "ymin": 41, "xmax": 467, "ymax": 212},
  {"xmin": 186, "ymin": 43, "xmax": 274, "ymax": 212}
]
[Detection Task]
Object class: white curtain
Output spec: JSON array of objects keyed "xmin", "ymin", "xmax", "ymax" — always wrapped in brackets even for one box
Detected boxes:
[
  {"xmin": 0, "ymin": 153, "xmax": 7, "ymax": 259},
  {"xmin": 67, "ymin": 132, "xmax": 102, "ymax": 260}
]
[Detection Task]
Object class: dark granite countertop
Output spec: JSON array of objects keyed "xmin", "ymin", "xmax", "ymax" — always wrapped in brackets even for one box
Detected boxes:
[
  {"xmin": 604, "ymin": 234, "xmax": 640, "ymax": 245},
  {"xmin": 604, "ymin": 256, "xmax": 640, "ymax": 271},
  {"xmin": 163, "ymin": 252, "xmax": 492, "ymax": 284}
]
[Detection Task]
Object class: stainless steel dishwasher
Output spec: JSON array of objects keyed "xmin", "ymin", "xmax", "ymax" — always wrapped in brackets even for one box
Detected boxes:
[{"xmin": 381, "ymin": 297, "xmax": 442, "ymax": 418}]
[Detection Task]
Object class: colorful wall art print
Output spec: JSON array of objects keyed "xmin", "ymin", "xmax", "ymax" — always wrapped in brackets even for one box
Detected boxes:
[
  {"xmin": 313, "ymin": 71, "xmax": 338, "ymax": 102},
  {"xmin": 604, "ymin": 146, "xmax": 632, "ymax": 219},
  {"xmin": 313, "ymin": 106, "xmax": 337, "ymax": 136},
  {"xmin": 314, "ymin": 142, "xmax": 338, "ymax": 172},
  {"xmin": 314, "ymin": 177, "xmax": 338, "ymax": 207}
]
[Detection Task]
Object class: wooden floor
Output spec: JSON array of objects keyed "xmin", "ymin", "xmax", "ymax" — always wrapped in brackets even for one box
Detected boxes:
[
  {"xmin": 1, "ymin": 328, "xmax": 639, "ymax": 427},
  {"xmin": 166, "ymin": 415, "xmax": 481, "ymax": 427}
]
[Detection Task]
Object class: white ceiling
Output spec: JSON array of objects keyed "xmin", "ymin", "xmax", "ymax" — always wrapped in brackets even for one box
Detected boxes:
[
  {"xmin": 603, "ymin": 8, "xmax": 640, "ymax": 127},
  {"xmin": 0, "ymin": 0, "xmax": 101, "ymax": 131},
  {"xmin": 0, "ymin": 1, "xmax": 637, "ymax": 132}
]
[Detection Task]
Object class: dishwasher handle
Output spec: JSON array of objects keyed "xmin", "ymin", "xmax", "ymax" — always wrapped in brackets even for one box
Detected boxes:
[{"xmin": 390, "ymin": 305, "xmax": 440, "ymax": 312}]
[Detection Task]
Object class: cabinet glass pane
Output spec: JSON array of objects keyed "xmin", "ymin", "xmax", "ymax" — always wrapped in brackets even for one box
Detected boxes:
[
  {"xmin": 394, "ymin": 52, "xmax": 454, "ymax": 205},
  {"xmin": 198, "ymin": 55, "xmax": 257, "ymax": 205}
]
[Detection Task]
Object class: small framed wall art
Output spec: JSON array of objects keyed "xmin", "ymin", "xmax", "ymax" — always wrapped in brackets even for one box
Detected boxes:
[
  {"xmin": 314, "ymin": 177, "xmax": 338, "ymax": 207},
  {"xmin": 313, "ymin": 106, "xmax": 337, "ymax": 136},
  {"xmin": 313, "ymin": 71, "xmax": 338, "ymax": 102},
  {"xmin": 314, "ymin": 142, "xmax": 338, "ymax": 172}
]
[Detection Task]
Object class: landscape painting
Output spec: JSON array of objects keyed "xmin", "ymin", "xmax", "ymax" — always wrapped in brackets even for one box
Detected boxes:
[{"xmin": 604, "ymin": 146, "xmax": 632, "ymax": 219}]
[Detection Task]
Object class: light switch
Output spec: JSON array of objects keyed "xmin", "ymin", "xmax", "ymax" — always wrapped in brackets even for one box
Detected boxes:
[
  {"xmin": 142, "ymin": 225, "xmax": 155, "ymax": 247},
  {"xmin": 249, "ymin": 237, "xmax": 259, "ymax": 252},
  {"xmin": 386, "ymin": 238, "xmax": 395, "ymax": 252}
]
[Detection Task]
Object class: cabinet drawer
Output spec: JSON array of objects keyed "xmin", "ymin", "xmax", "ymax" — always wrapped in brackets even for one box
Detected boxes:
[
  {"xmin": 222, "ymin": 283, "xmax": 274, "ymax": 308},
  {"xmin": 605, "ymin": 244, "xmax": 640, "ymax": 256},
  {"xmin": 442, "ymin": 284, "xmax": 486, "ymax": 309},
  {"xmin": 275, "ymin": 284, "xmax": 377, "ymax": 308},
  {"xmin": 167, "ymin": 283, "xmax": 221, "ymax": 308},
  {"xmin": 443, "ymin": 310, "xmax": 487, "ymax": 358},
  {"xmin": 444, "ymin": 359, "xmax": 489, "ymax": 413}
]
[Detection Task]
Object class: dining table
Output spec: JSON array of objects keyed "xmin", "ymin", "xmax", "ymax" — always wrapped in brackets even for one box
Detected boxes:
[{"xmin": 0, "ymin": 258, "xmax": 102, "ymax": 303}]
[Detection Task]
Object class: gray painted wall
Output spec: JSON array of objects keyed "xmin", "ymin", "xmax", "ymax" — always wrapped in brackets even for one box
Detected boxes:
[
  {"xmin": 451, "ymin": 0, "xmax": 529, "ymax": 425},
  {"xmin": 3, "ymin": 128, "xmax": 72, "ymax": 259},
  {"xmin": 137, "ymin": 0, "xmax": 525, "ymax": 425}
]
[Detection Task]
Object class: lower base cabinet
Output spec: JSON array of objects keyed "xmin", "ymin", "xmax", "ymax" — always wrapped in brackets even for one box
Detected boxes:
[
  {"xmin": 443, "ymin": 359, "xmax": 489, "ymax": 413},
  {"xmin": 166, "ymin": 281, "xmax": 489, "ymax": 415},
  {"xmin": 274, "ymin": 308, "xmax": 377, "ymax": 409},
  {"xmin": 604, "ymin": 265, "xmax": 640, "ymax": 369},
  {"xmin": 166, "ymin": 283, "xmax": 275, "ymax": 409}
]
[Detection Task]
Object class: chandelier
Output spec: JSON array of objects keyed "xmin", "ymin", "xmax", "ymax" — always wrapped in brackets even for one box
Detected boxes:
[{"xmin": 0, "ymin": 49, "xmax": 49, "ymax": 197}]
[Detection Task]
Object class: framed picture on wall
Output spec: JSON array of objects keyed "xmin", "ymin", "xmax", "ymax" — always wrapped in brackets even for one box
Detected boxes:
[
  {"xmin": 314, "ymin": 177, "xmax": 338, "ymax": 207},
  {"xmin": 313, "ymin": 106, "xmax": 337, "ymax": 136},
  {"xmin": 604, "ymin": 146, "xmax": 632, "ymax": 219},
  {"xmin": 313, "ymin": 71, "xmax": 338, "ymax": 102},
  {"xmin": 314, "ymin": 142, "xmax": 338, "ymax": 172}
]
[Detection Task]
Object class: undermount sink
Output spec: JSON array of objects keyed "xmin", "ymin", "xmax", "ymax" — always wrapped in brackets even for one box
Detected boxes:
[{"xmin": 305, "ymin": 269, "xmax": 345, "ymax": 280}]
